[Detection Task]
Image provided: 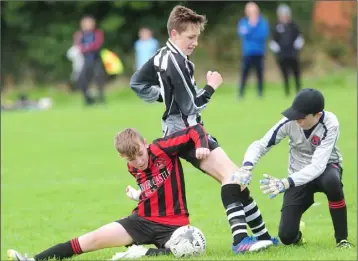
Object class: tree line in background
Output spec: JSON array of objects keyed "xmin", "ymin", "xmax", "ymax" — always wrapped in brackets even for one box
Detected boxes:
[{"xmin": 0, "ymin": 1, "xmax": 355, "ymax": 87}]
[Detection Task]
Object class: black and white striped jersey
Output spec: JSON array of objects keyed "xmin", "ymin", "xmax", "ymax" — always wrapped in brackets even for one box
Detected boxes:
[
  {"xmin": 130, "ymin": 39, "xmax": 215, "ymax": 135},
  {"xmin": 243, "ymin": 111, "xmax": 343, "ymax": 187}
]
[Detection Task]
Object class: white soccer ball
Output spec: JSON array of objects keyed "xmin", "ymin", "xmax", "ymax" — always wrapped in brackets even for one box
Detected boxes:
[{"xmin": 166, "ymin": 225, "xmax": 206, "ymax": 258}]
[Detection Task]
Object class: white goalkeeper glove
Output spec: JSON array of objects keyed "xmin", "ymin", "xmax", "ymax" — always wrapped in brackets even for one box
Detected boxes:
[
  {"xmin": 126, "ymin": 185, "xmax": 140, "ymax": 201},
  {"xmin": 229, "ymin": 166, "xmax": 252, "ymax": 185},
  {"xmin": 259, "ymin": 174, "xmax": 291, "ymax": 199}
]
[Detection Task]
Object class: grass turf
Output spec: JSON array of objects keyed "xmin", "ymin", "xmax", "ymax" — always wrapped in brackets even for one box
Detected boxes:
[{"xmin": 1, "ymin": 70, "xmax": 356, "ymax": 260}]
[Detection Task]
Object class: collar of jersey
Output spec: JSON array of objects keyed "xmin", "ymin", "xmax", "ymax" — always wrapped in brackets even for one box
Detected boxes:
[
  {"xmin": 166, "ymin": 39, "xmax": 188, "ymax": 60},
  {"xmin": 318, "ymin": 110, "xmax": 325, "ymax": 123}
]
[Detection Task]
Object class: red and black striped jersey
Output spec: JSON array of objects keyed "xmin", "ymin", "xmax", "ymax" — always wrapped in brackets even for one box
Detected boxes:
[{"xmin": 127, "ymin": 124, "xmax": 208, "ymax": 226}]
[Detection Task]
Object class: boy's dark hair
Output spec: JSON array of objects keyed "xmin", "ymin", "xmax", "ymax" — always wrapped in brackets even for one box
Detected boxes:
[{"xmin": 167, "ymin": 5, "xmax": 207, "ymax": 36}]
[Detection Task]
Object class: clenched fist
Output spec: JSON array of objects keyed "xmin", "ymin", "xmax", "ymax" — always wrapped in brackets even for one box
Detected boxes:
[
  {"xmin": 195, "ymin": 148, "xmax": 210, "ymax": 160},
  {"xmin": 126, "ymin": 185, "xmax": 140, "ymax": 201},
  {"xmin": 206, "ymin": 71, "xmax": 223, "ymax": 90}
]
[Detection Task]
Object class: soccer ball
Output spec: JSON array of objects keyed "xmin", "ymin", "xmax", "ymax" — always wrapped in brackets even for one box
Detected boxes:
[{"xmin": 166, "ymin": 225, "xmax": 206, "ymax": 258}]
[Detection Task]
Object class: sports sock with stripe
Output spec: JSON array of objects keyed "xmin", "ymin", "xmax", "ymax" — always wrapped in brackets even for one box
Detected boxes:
[
  {"xmin": 34, "ymin": 238, "xmax": 82, "ymax": 261},
  {"xmin": 221, "ymin": 184, "xmax": 248, "ymax": 245}
]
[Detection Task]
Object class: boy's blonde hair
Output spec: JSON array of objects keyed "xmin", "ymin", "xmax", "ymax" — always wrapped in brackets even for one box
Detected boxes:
[
  {"xmin": 167, "ymin": 5, "xmax": 207, "ymax": 36},
  {"xmin": 114, "ymin": 128, "xmax": 144, "ymax": 159}
]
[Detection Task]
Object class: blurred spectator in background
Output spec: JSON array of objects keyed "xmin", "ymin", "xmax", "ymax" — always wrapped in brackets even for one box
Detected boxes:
[
  {"xmin": 74, "ymin": 15, "xmax": 106, "ymax": 105},
  {"xmin": 1, "ymin": 94, "xmax": 52, "ymax": 111},
  {"xmin": 269, "ymin": 4, "xmax": 304, "ymax": 96},
  {"xmin": 237, "ymin": 2, "xmax": 269, "ymax": 99},
  {"xmin": 134, "ymin": 27, "xmax": 159, "ymax": 71}
]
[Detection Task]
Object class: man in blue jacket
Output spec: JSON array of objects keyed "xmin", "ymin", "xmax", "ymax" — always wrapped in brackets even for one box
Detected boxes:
[{"xmin": 237, "ymin": 2, "xmax": 269, "ymax": 99}]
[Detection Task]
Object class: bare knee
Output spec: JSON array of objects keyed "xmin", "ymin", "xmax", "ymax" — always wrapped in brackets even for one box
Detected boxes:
[
  {"xmin": 199, "ymin": 148, "xmax": 226, "ymax": 183},
  {"xmin": 79, "ymin": 229, "xmax": 103, "ymax": 252},
  {"xmin": 78, "ymin": 222, "xmax": 133, "ymax": 252}
]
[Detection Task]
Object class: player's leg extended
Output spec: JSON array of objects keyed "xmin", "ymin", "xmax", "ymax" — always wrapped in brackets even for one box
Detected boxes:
[
  {"xmin": 199, "ymin": 147, "xmax": 273, "ymax": 252},
  {"xmin": 240, "ymin": 186, "xmax": 278, "ymax": 243},
  {"xmin": 8, "ymin": 222, "xmax": 133, "ymax": 261},
  {"xmin": 200, "ymin": 147, "xmax": 273, "ymax": 241},
  {"xmin": 315, "ymin": 164, "xmax": 353, "ymax": 248}
]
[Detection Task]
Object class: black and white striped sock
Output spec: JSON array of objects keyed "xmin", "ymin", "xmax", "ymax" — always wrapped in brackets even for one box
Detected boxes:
[
  {"xmin": 243, "ymin": 197, "xmax": 271, "ymax": 240},
  {"xmin": 221, "ymin": 184, "xmax": 248, "ymax": 245}
]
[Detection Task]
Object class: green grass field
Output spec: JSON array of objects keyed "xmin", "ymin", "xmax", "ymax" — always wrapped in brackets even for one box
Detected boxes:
[{"xmin": 2, "ymin": 70, "xmax": 357, "ymax": 260}]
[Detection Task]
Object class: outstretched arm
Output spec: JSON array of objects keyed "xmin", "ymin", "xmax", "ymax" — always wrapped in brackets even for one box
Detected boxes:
[
  {"xmin": 243, "ymin": 117, "xmax": 289, "ymax": 168},
  {"xmin": 260, "ymin": 117, "xmax": 340, "ymax": 199}
]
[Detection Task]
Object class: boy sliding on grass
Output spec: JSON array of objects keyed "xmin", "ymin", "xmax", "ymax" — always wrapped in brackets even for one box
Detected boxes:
[{"xmin": 8, "ymin": 125, "xmax": 211, "ymax": 260}]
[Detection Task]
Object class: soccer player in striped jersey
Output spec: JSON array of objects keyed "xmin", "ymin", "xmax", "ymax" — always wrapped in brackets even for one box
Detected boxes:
[
  {"xmin": 7, "ymin": 125, "xmax": 213, "ymax": 261},
  {"xmin": 243, "ymin": 88, "xmax": 353, "ymax": 248},
  {"xmin": 130, "ymin": 5, "xmax": 276, "ymax": 253}
]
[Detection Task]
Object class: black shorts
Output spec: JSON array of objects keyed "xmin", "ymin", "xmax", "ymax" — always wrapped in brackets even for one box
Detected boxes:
[
  {"xmin": 282, "ymin": 163, "xmax": 343, "ymax": 212},
  {"xmin": 178, "ymin": 133, "xmax": 220, "ymax": 171},
  {"xmin": 116, "ymin": 214, "xmax": 180, "ymax": 248}
]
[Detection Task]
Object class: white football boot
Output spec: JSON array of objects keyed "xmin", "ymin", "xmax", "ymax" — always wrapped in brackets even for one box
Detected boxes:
[
  {"xmin": 110, "ymin": 245, "xmax": 149, "ymax": 260},
  {"xmin": 7, "ymin": 249, "xmax": 34, "ymax": 261}
]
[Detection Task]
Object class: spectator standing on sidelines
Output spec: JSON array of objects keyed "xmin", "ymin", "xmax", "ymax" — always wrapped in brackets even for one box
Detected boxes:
[
  {"xmin": 135, "ymin": 28, "xmax": 159, "ymax": 71},
  {"xmin": 74, "ymin": 15, "xmax": 106, "ymax": 105},
  {"xmin": 237, "ymin": 2, "xmax": 269, "ymax": 99},
  {"xmin": 269, "ymin": 4, "xmax": 304, "ymax": 96}
]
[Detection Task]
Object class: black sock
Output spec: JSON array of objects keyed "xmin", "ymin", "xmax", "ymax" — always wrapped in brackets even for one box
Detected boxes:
[
  {"xmin": 221, "ymin": 184, "xmax": 248, "ymax": 245},
  {"xmin": 329, "ymin": 199, "xmax": 348, "ymax": 243},
  {"xmin": 240, "ymin": 188, "xmax": 271, "ymax": 240},
  {"xmin": 146, "ymin": 248, "xmax": 172, "ymax": 256},
  {"xmin": 34, "ymin": 238, "xmax": 82, "ymax": 261}
]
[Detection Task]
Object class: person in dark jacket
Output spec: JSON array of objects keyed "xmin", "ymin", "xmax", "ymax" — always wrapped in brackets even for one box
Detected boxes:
[
  {"xmin": 269, "ymin": 4, "xmax": 304, "ymax": 96},
  {"xmin": 74, "ymin": 15, "xmax": 106, "ymax": 105}
]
